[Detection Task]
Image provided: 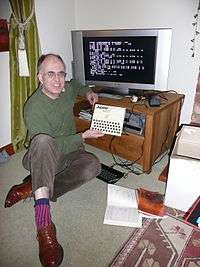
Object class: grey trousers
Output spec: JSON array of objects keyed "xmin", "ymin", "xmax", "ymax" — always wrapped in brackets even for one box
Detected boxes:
[{"xmin": 22, "ymin": 134, "xmax": 101, "ymax": 201}]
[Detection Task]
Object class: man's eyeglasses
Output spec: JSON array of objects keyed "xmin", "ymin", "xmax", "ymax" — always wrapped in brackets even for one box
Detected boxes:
[{"xmin": 45, "ymin": 71, "xmax": 66, "ymax": 79}]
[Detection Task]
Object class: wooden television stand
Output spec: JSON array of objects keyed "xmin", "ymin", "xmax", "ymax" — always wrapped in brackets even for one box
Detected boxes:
[{"xmin": 74, "ymin": 92, "xmax": 184, "ymax": 173}]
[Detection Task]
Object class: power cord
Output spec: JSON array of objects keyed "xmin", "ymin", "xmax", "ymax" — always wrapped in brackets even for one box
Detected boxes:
[{"xmin": 108, "ymin": 135, "xmax": 145, "ymax": 175}]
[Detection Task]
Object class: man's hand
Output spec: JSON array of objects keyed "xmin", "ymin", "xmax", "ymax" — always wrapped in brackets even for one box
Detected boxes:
[
  {"xmin": 86, "ymin": 90, "xmax": 98, "ymax": 106},
  {"xmin": 82, "ymin": 129, "xmax": 104, "ymax": 139}
]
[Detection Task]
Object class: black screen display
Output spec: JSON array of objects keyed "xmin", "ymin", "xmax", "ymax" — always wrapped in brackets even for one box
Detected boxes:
[{"xmin": 83, "ymin": 36, "xmax": 157, "ymax": 84}]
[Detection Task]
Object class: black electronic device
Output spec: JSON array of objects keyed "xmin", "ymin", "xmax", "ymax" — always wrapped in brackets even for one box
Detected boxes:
[
  {"xmin": 128, "ymin": 88, "xmax": 147, "ymax": 97},
  {"xmin": 148, "ymin": 95, "xmax": 161, "ymax": 107},
  {"xmin": 97, "ymin": 164, "xmax": 124, "ymax": 184},
  {"xmin": 123, "ymin": 110, "xmax": 146, "ymax": 135},
  {"xmin": 128, "ymin": 88, "xmax": 161, "ymax": 97}
]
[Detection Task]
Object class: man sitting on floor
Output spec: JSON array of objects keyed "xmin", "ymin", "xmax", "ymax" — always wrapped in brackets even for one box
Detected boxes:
[{"xmin": 5, "ymin": 53, "xmax": 104, "ymax": 267}]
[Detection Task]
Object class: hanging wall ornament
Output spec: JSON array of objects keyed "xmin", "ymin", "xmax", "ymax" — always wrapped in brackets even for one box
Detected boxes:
[
  {"xmin": 191, "ymin": 0, "xmax": 200, "ymax": 57},
  {"xmin": 17, "ymin": 23, "xmax": 29, "ymax": 76},
  {"xmin": 10, "ymin": 2, "xmax": 35, "ymax": 76}
]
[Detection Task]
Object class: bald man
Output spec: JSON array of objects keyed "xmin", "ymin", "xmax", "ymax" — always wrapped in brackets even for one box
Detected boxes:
[{"xmin": 5, "ymin": 54, "xmax": 104, "ymax": 267}]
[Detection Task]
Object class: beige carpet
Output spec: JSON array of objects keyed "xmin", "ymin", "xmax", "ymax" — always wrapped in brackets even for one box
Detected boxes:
[{"xmin": 0, "ymin": 144, "xmax": 167, "ymax": 267}]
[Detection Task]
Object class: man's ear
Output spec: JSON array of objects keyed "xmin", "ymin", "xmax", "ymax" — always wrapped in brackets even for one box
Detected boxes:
[{"xmin": 38, "ymin": 73, "xmax": 43, "ymax": 84}]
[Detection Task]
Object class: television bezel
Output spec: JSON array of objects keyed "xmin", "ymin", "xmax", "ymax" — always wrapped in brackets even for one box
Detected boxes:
[{"xmin": 71, "ymin": 28, "xmax": 172, "ymax": 95}]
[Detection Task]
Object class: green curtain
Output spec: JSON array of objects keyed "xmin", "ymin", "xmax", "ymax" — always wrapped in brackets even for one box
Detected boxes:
[{"xmin": 9, "ymin": 0, "xmax": 41, "ymax": 152}]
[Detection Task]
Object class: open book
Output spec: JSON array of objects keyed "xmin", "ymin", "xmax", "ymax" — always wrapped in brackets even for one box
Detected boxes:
[{"xmin": 103, "ymin": 184, "xmax": 142, "ymax": 227}]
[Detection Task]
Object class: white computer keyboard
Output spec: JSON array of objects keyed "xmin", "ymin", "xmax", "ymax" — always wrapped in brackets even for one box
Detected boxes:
[{"xmin": 90, "ymin": 104, "xmax": 126, "ymax": 136}]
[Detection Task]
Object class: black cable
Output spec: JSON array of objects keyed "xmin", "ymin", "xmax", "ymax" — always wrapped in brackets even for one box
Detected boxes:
[
  {"xmin": 104, "ymin": 90, "xmax": 180, "ymax": 175},
  {"xmin": 108, "ymin": 134, "xmax": 145, "ymax": 175}
]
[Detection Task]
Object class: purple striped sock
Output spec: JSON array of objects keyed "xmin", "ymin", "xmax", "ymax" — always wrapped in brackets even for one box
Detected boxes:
[{"xmin": 34, "ymin": 198, "xmax": 52, "ymax": 230}]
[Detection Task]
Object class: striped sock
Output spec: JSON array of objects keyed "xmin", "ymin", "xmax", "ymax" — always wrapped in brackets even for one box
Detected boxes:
[{"xmin": 34, "ymin": 198, "xmax": 52, "ymax": 230}]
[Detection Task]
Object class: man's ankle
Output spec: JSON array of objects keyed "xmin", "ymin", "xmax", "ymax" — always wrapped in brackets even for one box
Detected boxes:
[{"xmin": 34, "ymin": 198, "xmax": 52, "ymax": 230}]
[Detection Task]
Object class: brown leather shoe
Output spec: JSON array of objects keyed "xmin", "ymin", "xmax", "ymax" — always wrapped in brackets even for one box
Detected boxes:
[
  {"xmin": 37, "ymin": 223, "xmax": 64, "ymax": 267},
  {"xmin": 4, "ymin": 175, "xmax": 32, "ymax": 208}
]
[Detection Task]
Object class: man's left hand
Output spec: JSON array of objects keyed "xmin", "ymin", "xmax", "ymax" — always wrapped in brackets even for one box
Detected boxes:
[{"xmin": 86, "ymin": 91, "xmax": 98, "ymax": 106}]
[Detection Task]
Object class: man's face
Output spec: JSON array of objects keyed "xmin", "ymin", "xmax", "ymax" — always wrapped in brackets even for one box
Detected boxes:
[{"xmin": 38, "ymin": 56, "xmax": 66, "ymax": 99}]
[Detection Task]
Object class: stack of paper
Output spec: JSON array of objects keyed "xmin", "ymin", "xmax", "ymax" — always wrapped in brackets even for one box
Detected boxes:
[{"xmin": 79, "ymin": 109, "xmax": 93, "ymax": 121}]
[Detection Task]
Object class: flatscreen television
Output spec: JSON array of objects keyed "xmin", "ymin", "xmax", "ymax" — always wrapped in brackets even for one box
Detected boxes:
[{"xmin": 71, "ymin": 28, "xmax": 172, "ymax": 95}]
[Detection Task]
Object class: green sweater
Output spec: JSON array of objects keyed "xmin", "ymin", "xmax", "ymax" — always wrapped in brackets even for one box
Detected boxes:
[{"xmin": 24, "ymin": 79, "xmax": 90, "ymax": 155}]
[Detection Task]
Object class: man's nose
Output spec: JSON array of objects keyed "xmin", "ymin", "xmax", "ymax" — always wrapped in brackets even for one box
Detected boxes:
[
  {"xmin": 54, "ymin": 74, "xmax": 60, "ymax": 81},
  {"xmin": 51, "ymin": 73, "xmax": 63, "ymax": 82}
]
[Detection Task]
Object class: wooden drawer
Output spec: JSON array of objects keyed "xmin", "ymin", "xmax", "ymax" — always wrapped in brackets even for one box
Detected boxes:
[{"xmin": 111, "ymin": 133, "xmax": 144, "ymax": 161}]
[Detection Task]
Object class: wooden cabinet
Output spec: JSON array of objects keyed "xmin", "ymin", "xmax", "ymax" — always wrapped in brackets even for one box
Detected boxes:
[{"xmin": 74, "ymin": 93, "xmax": 184, "ymax": 172}]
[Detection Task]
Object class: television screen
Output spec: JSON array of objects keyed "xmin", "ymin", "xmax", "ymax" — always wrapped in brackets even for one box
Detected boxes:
[
  {"xmin": 71, "ymin": 28, "xmax": 172, "ymax": 95},
  {"xmin": 83, "ymin": 36, "xmax": 157, "ymax": 85}
]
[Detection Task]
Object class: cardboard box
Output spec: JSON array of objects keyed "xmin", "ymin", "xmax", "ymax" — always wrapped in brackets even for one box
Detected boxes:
[
  {"xmin": 176, "ymin": 125, "xmax": 200, "ymax": 159},
  {"xmin": 164, "ymin": 125, "xmax": 200, "ymax": 212}
]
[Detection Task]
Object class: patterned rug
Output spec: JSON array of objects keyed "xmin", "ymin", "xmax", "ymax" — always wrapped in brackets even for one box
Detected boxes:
[{"xmin": 109, "ymin": 214, "xmax": 200, "ymax": 267}]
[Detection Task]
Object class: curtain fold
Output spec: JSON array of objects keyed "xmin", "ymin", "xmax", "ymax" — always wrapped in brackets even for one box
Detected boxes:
[{"xmin": 9, "ymin": 0, "xmax": 41, "ymax": 152}]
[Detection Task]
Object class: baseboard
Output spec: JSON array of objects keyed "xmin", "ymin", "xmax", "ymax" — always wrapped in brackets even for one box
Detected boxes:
[{"xmin": 0, "ymin": 143, "xmax": 15, "ymax": 155}]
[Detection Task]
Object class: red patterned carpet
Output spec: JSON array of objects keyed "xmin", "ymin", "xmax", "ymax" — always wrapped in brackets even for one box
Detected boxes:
[{"xmin": 109, "ymin": 215, "xmax": 200, "ymax": 267}]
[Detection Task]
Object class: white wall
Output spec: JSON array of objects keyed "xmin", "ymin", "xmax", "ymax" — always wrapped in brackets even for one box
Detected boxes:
[
  {"xmin": 35, "ymin": 0, "xmax": 76, "ymax": 80},
  {"xmin": 74, "ymin": 0, "xmax": 200, "ymax": 123},
  {"xmin": 0, "ymin": 0, "xmax": 199, "ymax": 147}
]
